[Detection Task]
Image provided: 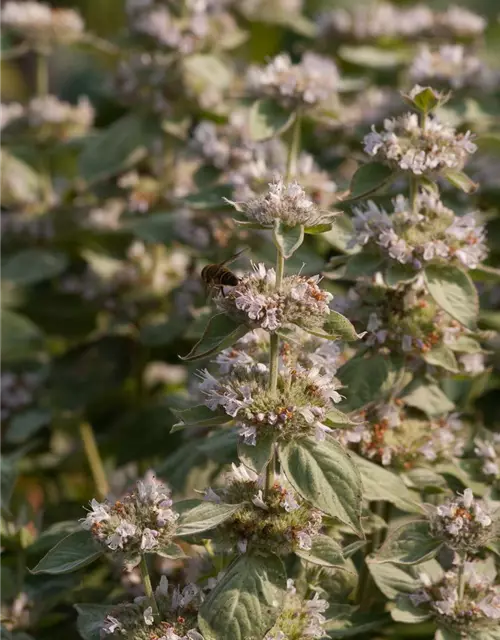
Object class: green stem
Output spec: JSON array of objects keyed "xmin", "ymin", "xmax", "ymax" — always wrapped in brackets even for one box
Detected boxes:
[
  {"xmin": 457, "ymin": 551, "xmax": 467, "ymax": 601},
  {"xmin": 286, "ymin": 109, "xmax": 302, "ymax": 181},
  {"xmin": 35, "ymin": 50, "xmax": 49, "ymax": 96},
  {"xmin": 265, "ymin": 452, "xmax": 276, "ymax": 494},
  {"xmin": 79, "ymin": 421, "xmax": 109, "ymax": 500},
  {"xmin": 140, "ymin": 555, "xmax": 160, "ymax": 618},
  {"xmin": 409, "ymin": 176, "xmax": 419, "ymax": 214}
]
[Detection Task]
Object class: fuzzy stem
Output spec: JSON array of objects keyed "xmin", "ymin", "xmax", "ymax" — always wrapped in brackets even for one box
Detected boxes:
[
  {"xmin": 265, "ymin": 452, "xmax": 276, "ymax": 494},
  {"xmin": 409, "ymin": 176, "xmax": 419, "ymax": 214},
  {"xmin": 36, "ymin": 49, "xmax": 49, "ymax": 96},
  {"xmin": 286, "ymin": 109, "xmax": 302, "ymax": 181},
  {"xmin": 457, "ymin": 551, "xmax": 467, "ymax": 601},
  {"xmin": 79, "ymin": 421, "xmax": 109, "ymax": 500},
  {"xmin": 140, "ymin": 555, "xmax": 160, "ymax": 618}
]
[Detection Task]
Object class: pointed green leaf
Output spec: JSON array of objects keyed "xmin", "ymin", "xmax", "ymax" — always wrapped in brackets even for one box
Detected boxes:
[
  {"xmin": 443, "ymin": 169, "xmax": 478, "ymax": 194},
  {"xmin": 346, "ymin": 163, "xmax": 395, "ymax": 201},
  {"xmin": 248, "ymin": 99, "xmax": 295, "ymax": 142},
  {"xmin": 304, "ymin": 223, "xmax": 333, "ymax": 234},
  {"xmin": 1, "ymin": 309, "xmax": 44, "ymax": 363},
  {"xmin": 198, "ymin": 552, "xmax": 286, "ymax": 640},
  {"xmin": 448, "ymin": 335, "xmax": 482, "ymax": 353},
  {"xmin": 323, "ymin": 310, "xmax": 363, "ymax": 341},
  {"xmin": 175, "ymin": 499, "xmax": 242, "ymax": 536},
  {"xmin": 424, "ymin": 264, "xmax": 478, "ymax": 329},
  {"xmin": 2, "ymin": 249, "xmax": 68, "ymax": 285},
  {"xmin": 324, "ymin": 407, "xmax": 359, "ymax": 427},
  {"xmin": 326, "ymin": 613, "xmax": 391, "ymax": 637},
  {"xmin": 296, "ymin": 533, "xmax": 346, "ymax": 568},
  {"xmin": 279, "ymin": 437, "xmax": 363, "ymax": 535},
  {"xmin": 385, "ymin": 262, "xmax": 417, "ymax": 286},
  {"xmin": 391, "ymin": 598, "xmax": 432, "ymax": 623},
  {"xmin": 31, "ymin": 530, "xmax": 102, "ymax": 574},
  {"xmin": 401, "ymin": 380, "xmax": 455, "ymax": 417},
  {"xmin": 180, "ymin": 314, "xmax": 249, "ymax": 362},
  {"xmin": 367, "ymin": 560, "xmax": 419, "ymax": 600},
  {"xmin": 156, "ymin": 542, "xmax": 187, "ymax": 559},
  {"xmin": 344, "ymin": 253, "xmax": 384, "ymax": 278},
  {"xmin": 337, "ymin": 355, "xmax": 390, "ymax": 412},
  {"xmin": 273, "ymin": 221, "xmax": 305, "ymax": 258},
  {"xmin": 171, "ymin": 405, "xmax": 232, "ymax": 432},
  {"xmin": 422, "ymin": 344, "xmax": 459, "ymax": 373},
  {"xmin": 375, "ymin": 520, "xmax": 442, "ymax": 565},
  {"xmin": 238, "ymin": 432, "xmax": 276, "ymax": 474},
  {"xmin": 75, "ymin": 604, "xmax": 109, "ymax": 640}
]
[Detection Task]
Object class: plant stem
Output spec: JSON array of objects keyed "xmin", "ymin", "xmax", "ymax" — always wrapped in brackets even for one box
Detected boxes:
[
  {"xmin": 457, "ymin": 551, "xmax": 467, "ymax": 601},
  {"xmin": 140, "ymin": 555, "xmax": 160, "ymax": 618},
  {"xmin": 286, "ymin": 109, "xmax": 302, "ymax": 181},
  {"xmin": 79, "ymin": 421, "xmax": 109, "ymax": 500},
  {"xmin": 36, "ymin": 49, "xmax": 49, "ymax": 96},
  {"xmin": 265, "ymin": 452, "xmax": 275, "ymax": 493},
  {"xmin": 409, "ymin": 176, "xmax": 419, "ymax": 214}
]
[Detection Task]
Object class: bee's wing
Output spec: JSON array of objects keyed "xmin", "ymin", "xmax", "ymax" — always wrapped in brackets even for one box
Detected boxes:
[{"xmin": 220, "ymin": 247, "xmax": 247, "ymax": 267}]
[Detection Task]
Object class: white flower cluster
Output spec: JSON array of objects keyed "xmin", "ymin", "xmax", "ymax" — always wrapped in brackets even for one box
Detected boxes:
[
  {"xmin": 205, "ymin": 464, "xmax": 323, "ymax": 554},
  {"xmin": 474, "ymin": 434, "xmax": 500, "ymax": 481},
  {"xmin": 216, "ymin": 263, "xmax": 333, "ymax": 333},
  {"xmin": 265, "ymin": 580, "xmax": 328, "ymax": 640},
  {"xmin": 410, "ymin": 44, "xmax": 494, "ymax": 91},
  {"xmin": 364, "ymin": 112, "xmax": 477, "ymax": 175},
  {"xmin": 1, "ymin": 1, "xmax": 84, "ymax": 45},
  {"xmin": 247, "ymin": 53, "xmax": 339, "ymax": 108},
  {"xmin": 234, "ymin": 177, "xmax": 333, "ymax": 228},
  {"xmin": 1, "ymin": 371, "xmax": 41, "ymax": 421},
  {"xmin": 3, "ymin": 96, "xmax": 94, "ymax": 140},
  {"xmin": 81, "ymin": 474, "xmax": 179, "ymax": 566},
  {"xmin": 336, "ymin": 404, "xmax": 465, "ymax": 469},
  {"xmin": 349, "ymin": 193, "xmax": 488, "ymax": 270},
  {"xmin": 197, "ymin": 364, "xmax": 341, "ymax": 446},
  {"xmin": 114, "ymin": 52, "xmax": 174, "ymax": 114},
  {"xmin": 101, "ymin": 575, "xmax": 205, "ymax": 639},
  {"xmin": 429, "ymin": 489, "xmax": 494, "ymax": 551},
  {"xmin": 410, "ymin": 563, "xmax": 500, "ymax": 631},
  {"xmin": 317, "ymin": 3, "xmax": 485, "ymax": 42}
]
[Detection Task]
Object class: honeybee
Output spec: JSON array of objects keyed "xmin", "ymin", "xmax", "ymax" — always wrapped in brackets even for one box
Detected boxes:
[{"xmin": 201, "ymin": 248, "xmax": 246, "ymax": 296}]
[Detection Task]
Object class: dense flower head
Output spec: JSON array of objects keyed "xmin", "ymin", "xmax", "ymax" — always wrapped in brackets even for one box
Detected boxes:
[
  {"xmin": 216, "ymin": 263, "xmax": 333, "ymax": 332},
  {"xmin": 474, "ymin": 433, "xmax": 500, "ymax": 484},
  {"xmin": 264, "ymin": 580, "xmax": 329, "ymax": 639},
  {"xmin": 363, "ymin": 111, "xmax": 477, "ymax": 176},
  {"xmin": 349, "ymin": 192, "xmax": 488, "ymax": 270},
  {"xmin": 232, "ymin": 177, "xmax": 335, "ymax": 227},
  {"xmin": 317, "ymin": 3, "xmax": 485, "ymax": 42},
  {"xmin": 334, "ymin": 282, "xmax": 484, "ymax": 373},
  {"xmin": 409, "ymin": 562, "xmax": 500, "ymax": 634},
  {"xmin": 428, "ymin": 489, "xmax": 494, "ymax": 552},
  {"xmin": 81, "ymin": 474, "xmax": 179, "ymax": 567},
  {"xmin": 246, "ymin": 52, "xmax": 339, "ymax": 108},
  {"xmin": 410, "ymin": 44, "xmax": 494, "ymax": 91},
  {"xmin": 197, "ymin": 362, "xmax": 342, "ymax": 445},
  {"xmin": 335, "ymin": 403, "xmax": 466, "ymax": 469},
  {"xmin": 205, "ymin": 464, "xmax": 323, "ymax": 554},
  {"xmin": 126, "ymin": 0, "xmax": 238, "ymax": 55},
  {"xmin": 1, "ymin": 1, "xmax": 84, "ymax": 45},
  {"xmin": 100, "ymin": 575, "xmax": 205, "ymax": 639}
]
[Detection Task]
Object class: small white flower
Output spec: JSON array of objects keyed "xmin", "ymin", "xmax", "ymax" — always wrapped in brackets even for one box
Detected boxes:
[
  {"xmin": 252, "ymin": 490, "xmax": 269, "ymax": 511},
  {"xmin": 281, "ymin": 490, "xmax": 299, "ymax": 512},
  {"xmin": 296, "ymin": 530, "xmax": 313, "ymax": 550},
  {"xmin": 140, "ymin": 527, "xmax": 159, "ymax": 551},
  {"xmin": 143, "ymin": 606, "xmax": 154, "ymax": 625},
  {"xmin": 101, "ymin": 615, "xmax": 123, "ymax": 635}
]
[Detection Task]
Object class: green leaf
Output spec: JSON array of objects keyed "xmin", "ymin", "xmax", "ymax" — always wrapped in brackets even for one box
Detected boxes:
[
  {"xmin": 324, "ymin": 215, "xmax": 357, "ymax": 254},
  {"xmin": 339, "ymin": 45, "xmax": 408, "ymax": 69},
  {"xmin": 1, "ymin": 150, "xmax": 43, "ymax": 207},
  {"xmin": 171, "ymin": 405, "xmax": 232, "ymax": 432},
  {"xmin": 326, "ymin": 613, "xmax": 391, "ymax": 637},
  {"xmin": 353, "ymin": 455, "xmax": 421, "ymax": 513},
  {"xmin": 198, "ymin": 552, "xmax": 286, "ymax": 640},
  {"xmin": 346, "ymin": 163, "xmax": 395, "ymax": 201},
  {"xmin": 324, "ymin": 407, "xmax": 358, "ymax": 427},
  {"xmin": 238, "ymin": 432, "xmax": 276, "ymax": 474},
  {"xmin": 75, "ymin": 604, "xmax": 109, "ymax": 640},
  {"xmin": 248, "ymin": 99, "xmax": 295, "ymax": 141},
  {"xmin": 424, "ymin": 264, "xmax": 478, "ymax": 329},
  {"xmin": 184, "ymin": 185, "xmax": 233, "ymax": 210},
  {"xmin": 31, "ymin": 530, "xmax": 102, "ymax": 574},
  {"xmin": 391, "ymin": 598, "xmax": 432, "ymax": 623},
  {"xmin": 337, "ymin": 355, "xmax": 390, "ymax": 412},
  {"xmin": 183, "ymin": 54, "xmax": 232, "ymax": 95},
  {"xmin": 375, "ymin": 520, "xmax": 442, "ymax": 565},
  {"xmin": 79, "ymin": 114, "xmax": 159, "ymax": 183},
  {"xmin": 273, "ymin": 220, "xmax": 304, "ymax": 258},
  {"xmin": 443, "ymin": 169, "xmax": 478, "ymax": 194},
  {"xmin": 156, "ymin": 542, "xmax": 187, "ymax": 559},
  {"xmin": 1, "ymin": 455, "xmax": 18, "ymax": 512},
  {"xmin": 435, "ymin": 628, "xmax": 463, "ymax": 640},
  {"xmin": 402, "ymin": 380, "xmax": 455, "ymax": 417},
  {"xmin": 367, "ymin": 560, "xmax": 419, "ymax": 600},
  {"xmin": 279, "ymin": 437, "xmax": 363, "ymax": 535},
  {"xmin": 344, "ymin": 252, "xmax": 384, "ymax": 278},
  {"xmin": 6, "ymin": 409, "xmax": 51, "ymax": 444},
  {"xmin": 323, "ymin": 310, "xmax": 363, "ymax": 341},
  {"xmin": 304, "ymin": 223, "xmax": 333, "ymax": 234},
  {"xmin": 385, "ymin": 262, "xmax": 417, "ymax": 286},
  {"xmin": 2, "ymin": 249, "xmax": 68, "ymax": 285},
  {"xmin": 130, "ymin": 212, "xmax": 176, "ymax": 244},
  {"xmin": 140, "ymin": 316, "xmax": 189, "ymax": 347},
  {"xmin": 175, "ymin": 499, "xmax": 242, "ymax": 536},
  {"xmin": 403, "ymin": 468, "xmax": 447, "ymax": 494},
  {"xmin": 448, "ymin": 335, "xmax": 482, "ymax": 353},
  {"xmin": 296, "ymin": 533, "xmax": 345, "ymax": 568},
  {"xmin": 1, "ymin": 310, "xmax": 43, "ymax": 363},
  {"xmin": 180, "ymin": 314, "xmax": 249, "ymax": 362},
  {"xmin": 404, "ymin": 86, "xmax": 445, "ymax": 113},
  {"xmin": 422, "ymin": 344, "xmax": 459, "ymax": 373}
]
